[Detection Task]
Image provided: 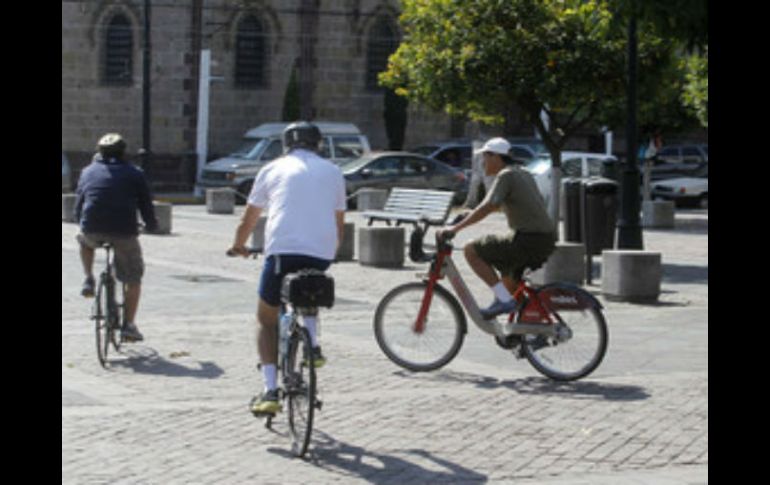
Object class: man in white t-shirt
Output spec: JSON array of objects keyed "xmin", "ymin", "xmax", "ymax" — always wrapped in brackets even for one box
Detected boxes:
[{"xmin": 228, "ymin": 121, "xmax": 346, "ymax": 415}]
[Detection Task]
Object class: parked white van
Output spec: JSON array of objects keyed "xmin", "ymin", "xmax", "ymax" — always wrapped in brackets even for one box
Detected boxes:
[{"xmin": 197, "ymin": 122, "xmax": 371, "ymax": 198}]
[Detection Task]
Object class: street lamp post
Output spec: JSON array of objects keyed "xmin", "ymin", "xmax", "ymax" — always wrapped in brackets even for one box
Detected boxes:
[{"xmin": 617, "ymin": 4, "xmax": 643, "ymax": 249}]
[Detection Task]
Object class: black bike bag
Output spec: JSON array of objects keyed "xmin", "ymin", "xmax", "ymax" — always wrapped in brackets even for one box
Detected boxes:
[{"xmin": 281, "ymin": 269, "xmax": 335, "ymax": 308}]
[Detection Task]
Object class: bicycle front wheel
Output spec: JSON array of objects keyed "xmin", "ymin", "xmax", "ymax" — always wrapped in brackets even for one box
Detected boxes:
[
  {"xmin": 522, "ymin": 286, "xmax": 608, "ymax": 381},
  {"xmin": 93, "ymin": 279, "xmax": 109, "ymax": 367},
  {"xmin": 284, "ymin": 327, "xmax": 316, "ymax": 458},
  {"xmin": 374, "ymin": 282, "xmax": 466, "ymax": 372}
]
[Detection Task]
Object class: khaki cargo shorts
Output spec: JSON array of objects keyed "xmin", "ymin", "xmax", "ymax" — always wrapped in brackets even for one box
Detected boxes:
[
  {"xmin": 471, "ymin": 231, "xmax": 556, "ymax": 281},
  {"xmin": 77, "ymin": 233, "xmax": 145, "ymax": 284}
]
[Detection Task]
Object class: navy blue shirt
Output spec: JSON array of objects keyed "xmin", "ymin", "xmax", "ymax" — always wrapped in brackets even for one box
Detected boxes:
[{"xmin": 75, "ymin": 155, "xmax": 158, "ymax": 236}]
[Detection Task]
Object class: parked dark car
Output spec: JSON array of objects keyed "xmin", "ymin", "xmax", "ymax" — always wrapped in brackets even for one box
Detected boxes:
[{"xmin": 340, "ymin": 152, "xmax": 468, "ymax": 205}]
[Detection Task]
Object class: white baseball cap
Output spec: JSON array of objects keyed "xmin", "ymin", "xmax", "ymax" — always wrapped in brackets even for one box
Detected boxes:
[{"xmin": 475, "ymin": 137, "xmax": 511, "ymax": 156}]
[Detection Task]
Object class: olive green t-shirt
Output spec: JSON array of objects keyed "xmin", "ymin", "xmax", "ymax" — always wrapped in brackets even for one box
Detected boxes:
[{"xmin": 485, "ymin": 166, "xmax": 554, "ymax": 233}]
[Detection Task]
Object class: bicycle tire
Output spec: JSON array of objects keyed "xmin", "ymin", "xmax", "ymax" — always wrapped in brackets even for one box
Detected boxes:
[
  {"xmin": 93, "ymin": 277, "xmax": 110, "ymax": 367},
  {"xmin": 374, "ymin": 282, "xmax": 466, "ymax": 372},
  {"xmin": 284, "ymin": 326, "xmax": 316, "ymax": 458},
  {"xmin": 521, "ymin": 285, "xmax": 608, "ymax": 381}
]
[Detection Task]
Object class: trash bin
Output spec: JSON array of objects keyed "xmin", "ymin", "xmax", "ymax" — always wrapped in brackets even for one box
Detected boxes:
[
  {"xmin": 584, "ymin": 177, "xmax": 618, "ymax": 255},
  {"xmin": 601, "ymin": 158, "xmax": 619, "ymax": 182},
  {"xmin": 562, "ymin": 178, "xmax": 582, "ymax": 243}
]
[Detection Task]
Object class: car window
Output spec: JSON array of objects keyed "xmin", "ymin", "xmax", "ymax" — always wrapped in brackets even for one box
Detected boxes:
[
  {"xmin": 658, "ymin": 147, "xmax": 679, "ymax": 157},
  {"xmin": 436, "ymin": 148, "xmax": 463, "ymax": 168},
  {"xmin": 368, "ymin": 157, "xmax": 401, "ymax": 177},
  {"xmin": 403, "ymin": 157, "xmax": 431, "ymax": 175},
  {"xmin": 332, "ymin": 136, "xmax": 365, "ymax": 159},
  {"xmin": 231, "ymin": 138, "xmax": 267, "ymax": 159},
  {"xmin": 261, "ymin": 139, "xmax": 284, "ymax": 162},
  {"xmin": 563, "ymin": 158, "xmax": 582, "ymax": 177}
]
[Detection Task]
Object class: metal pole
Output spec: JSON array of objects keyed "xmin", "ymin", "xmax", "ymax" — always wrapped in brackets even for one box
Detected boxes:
[
  {"xmin": 617, "ymin": 4, "xmax": 643, "ymax": 249},
  {"xmin": 141, "ymin": 0, "xmax": 152, "ymax": 181},
  {"xmin": 195, "ymin": 49, "xmax": 211, "ymax": 198}
]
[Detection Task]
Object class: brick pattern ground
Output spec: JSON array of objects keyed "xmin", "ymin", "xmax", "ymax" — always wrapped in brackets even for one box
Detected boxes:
[{"xmin": 62, "ymin": 207, "xmax": 707, "ymax": 484}]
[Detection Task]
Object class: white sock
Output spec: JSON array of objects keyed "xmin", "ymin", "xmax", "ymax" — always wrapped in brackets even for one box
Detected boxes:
[
  {"xmin": 262, "ymin": 364, "xmax": 277, "ymax": 392},
  {"xmin": 303, "ymin": 316, "xmax": 319, "ymax": 348},
  {"xmin": 491, "ymin": 282, "xmax": 513, "ymax": 303}
]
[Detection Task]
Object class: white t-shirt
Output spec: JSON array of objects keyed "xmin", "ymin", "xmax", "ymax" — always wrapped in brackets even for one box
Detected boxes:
[{"xmin": 247, "ymin": 149, "xmax": 347, "ymax": 260}]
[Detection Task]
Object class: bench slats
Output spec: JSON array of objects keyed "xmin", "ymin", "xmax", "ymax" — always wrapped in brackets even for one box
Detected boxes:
[{"xmin": 362, "ymin": 188, "xmax": 454, "ymax": 229}]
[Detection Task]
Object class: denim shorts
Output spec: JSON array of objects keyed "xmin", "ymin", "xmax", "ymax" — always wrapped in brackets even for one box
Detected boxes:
[{"xmin": 259, "ymin": 254, "xmax": 332, "ymax": 307}]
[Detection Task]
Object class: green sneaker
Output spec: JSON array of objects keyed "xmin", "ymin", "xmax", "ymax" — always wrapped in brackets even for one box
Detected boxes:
[
  {"xmin": 304, "ymin": 346, "xmax": 326, "ymax": 368},
  {"xmin": 250, "ymin": 389, "xmax": 281, "ymax": 416}
]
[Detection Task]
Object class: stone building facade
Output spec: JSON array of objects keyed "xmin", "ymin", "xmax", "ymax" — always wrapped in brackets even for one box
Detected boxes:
[{"xmin": 63, "ymin": 0, "xmax": 499, "ymax": 189}]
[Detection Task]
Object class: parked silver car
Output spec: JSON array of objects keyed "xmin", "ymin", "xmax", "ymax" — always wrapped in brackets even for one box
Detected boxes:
[
  {"xmin": 196, "ymin": 122, "xmax": 371, "ymax": 198},
  {"xmin": 341, "ymin": 152, "xmax": 468, "ymax": 205}
]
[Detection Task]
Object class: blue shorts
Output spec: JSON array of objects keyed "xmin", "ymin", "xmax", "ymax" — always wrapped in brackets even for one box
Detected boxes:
[{"xmin": 259, "ymin": 254, "xmax": 332, "ymax": 307}]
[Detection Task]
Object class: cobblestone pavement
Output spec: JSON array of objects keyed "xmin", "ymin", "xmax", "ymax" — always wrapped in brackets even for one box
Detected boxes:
[{"xmin": 62, "ymin": 206, "xmax": 707, "ymax": 484}]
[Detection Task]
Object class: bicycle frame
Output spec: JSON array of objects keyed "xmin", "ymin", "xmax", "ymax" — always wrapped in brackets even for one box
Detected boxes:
[{"xmin": 414, "ymin": 244, "xmax": 558, "ymax": 338}]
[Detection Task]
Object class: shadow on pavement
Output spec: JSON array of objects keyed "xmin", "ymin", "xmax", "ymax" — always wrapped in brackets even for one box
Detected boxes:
[
  {"xmin": 662, "ymin": 263, "xmax": 708, "ymax": 285},
  {"xmin": 109, "ymin": 346, "xmax": 224, "ymax": 379},
  {"xmin": 394, "ymin": 370, "xmax": 650, "ymax": 402},
  {"xmin": 269, "ymin": 431, "xmax": 487, "ymax": 484}
]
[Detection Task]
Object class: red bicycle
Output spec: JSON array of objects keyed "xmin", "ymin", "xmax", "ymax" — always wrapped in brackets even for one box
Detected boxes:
[{"xmin": 373, "ymin": 229, "xmax": 608, "ymax": 381}]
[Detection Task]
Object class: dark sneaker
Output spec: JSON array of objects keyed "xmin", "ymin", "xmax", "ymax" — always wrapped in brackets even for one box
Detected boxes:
[
  {"xmin": 121, "ymin": 323, "xmax": 144, "ymax": 342},
  {"xmin": 480, "ymin": 299, "xmax": 518, "ymax": 320},
  {"xmin": 250, "ymin": 389, "xmax": 281, "ymax": 416},
  {"xmin": 304, "ymin": 346, "xmax": 326, "ymax": 368},
  {"xmin": 81, "ymin": 277, "xmax": 95, "ymax": 298}
]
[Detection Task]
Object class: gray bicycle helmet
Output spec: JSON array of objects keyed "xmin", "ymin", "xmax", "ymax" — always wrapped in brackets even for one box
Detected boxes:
[
  {"xmin": 282, "ymin": 122, "xmax": 322, "ymax": 153},
  {"xmin": 97, "ymin": 133, "xmax": 127, "ymax": 158}
]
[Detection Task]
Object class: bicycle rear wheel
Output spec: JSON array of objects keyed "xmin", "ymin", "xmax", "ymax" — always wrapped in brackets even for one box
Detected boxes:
[
  {"xmin": 374, "ymin": 282, "xmax": 466, "ymax": 372},
  {"xmin": 93, "ymin": 278, "xmax": 110, "ymax": 367},
  {"xmin": 521, "ymin": 285, "xmax": 608, "ymax": 381},
  {"xmin": 284, "ymin": 326, "xmax": 316, "ymax": 458}
]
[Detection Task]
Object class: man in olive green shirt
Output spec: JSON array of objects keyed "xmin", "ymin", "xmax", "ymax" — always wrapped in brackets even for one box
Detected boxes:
[{"xmin": 438, "ymin": 137, "xmax": 556, "ymax": 320}]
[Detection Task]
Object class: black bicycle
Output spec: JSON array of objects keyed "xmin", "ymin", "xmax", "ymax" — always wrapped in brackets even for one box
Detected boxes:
[
  {"xmin": 91, "ymin": 243, "xmax": 126, "ymax": 367},
  {"xmin": 228, "ymin": 248, "xmax": 334, "ymax": 458}
]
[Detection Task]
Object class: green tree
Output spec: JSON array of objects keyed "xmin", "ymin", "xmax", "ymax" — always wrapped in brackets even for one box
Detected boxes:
[
  {"xmin": 381, "ymin": 0, "xmax": 676, "ymax": 225},
  {"xmin": 682, "ymin": 48, "xmax": 708, "ymax": 128}
]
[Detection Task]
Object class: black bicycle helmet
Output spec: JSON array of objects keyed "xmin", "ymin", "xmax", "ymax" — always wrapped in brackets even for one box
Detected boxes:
[
  {"xmin": 282, "ymin": 122, "xmax": 322, "ymax": 153},
  {"xmin": 97, "ymin": 133, "xmax": 127, "ymax": 158}
]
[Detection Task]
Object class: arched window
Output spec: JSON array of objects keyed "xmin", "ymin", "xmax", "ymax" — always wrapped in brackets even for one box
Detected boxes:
[
  {"xmin": 366, "ymin": 17, "xmax": 399, "ymax": 91},
  {"xmin": 235, "ymin": 15, "xmax": 268, "ymax": 88},
  {"xmin": 103, "ymin": 14, "xmax": 133, "ymax": 86}
]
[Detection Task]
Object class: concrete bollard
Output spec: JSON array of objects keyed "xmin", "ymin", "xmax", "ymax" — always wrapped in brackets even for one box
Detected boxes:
[
  {"xmin": 152, "ymin": 201, "xmax": 173, "ymax": 235},
  {"xmin": 206, "ymin": 188, "xmax": 235, "ymax": 215},
  {"xmin": 62, "ymin": 194, "xmax": 77, "ymax": 222},
  {"xmin": 642, "ymin": 200, "xmax": 675, "ymax": 229},
  {"xmin": 602, "ymin": 250, "xmax": 662, "ymax": 303},
  {"xmin": 357, "ymin": 188, "xmax": 388, "ymax": 211},
  {"xmin": 358, "ymin": 226, "xmax": 405, "ymax": 268},
  {"xmin": 336, "ymin": 222, "xmax": 355, "ymax": 261},
  {"xmin": 529, "ymin": 242, "xmax": 585, "ymax": 286},
  {"xmin": 250, "ymin": 216, "xmax": 268, "ymax": 251}
]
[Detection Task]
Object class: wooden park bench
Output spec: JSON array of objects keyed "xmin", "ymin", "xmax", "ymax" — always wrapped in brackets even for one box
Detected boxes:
[{"xmin": 361, "ymin": 188, "xmax": 455, "ymax": 234}]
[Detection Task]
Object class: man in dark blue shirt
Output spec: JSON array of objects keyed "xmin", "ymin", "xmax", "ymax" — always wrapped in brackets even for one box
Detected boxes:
[{"xmin": 75, "ymin": 134, "xmax": 158, "ymax": 342}]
